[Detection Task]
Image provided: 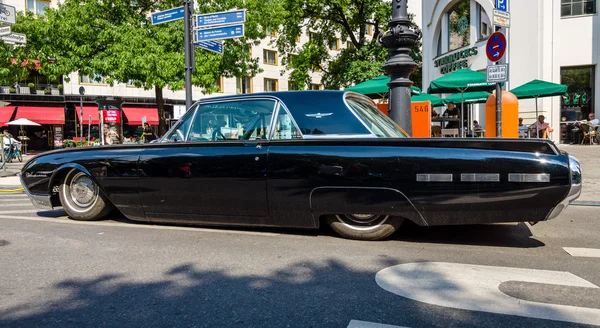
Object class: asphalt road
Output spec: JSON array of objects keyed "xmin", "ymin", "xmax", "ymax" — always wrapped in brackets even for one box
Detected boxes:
[{"xmin": 1, "ymin": 191, "xmax": 599, "ymax": 328}]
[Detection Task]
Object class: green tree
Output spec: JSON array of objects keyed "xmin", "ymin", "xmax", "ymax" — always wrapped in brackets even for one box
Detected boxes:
[
  {"xmin": 32, "ymin": 0, "xmax": 281, "ymax": 134},
  {"xmin": 276, "ymin": 0, "xmax": 422, "ymax": 90}
]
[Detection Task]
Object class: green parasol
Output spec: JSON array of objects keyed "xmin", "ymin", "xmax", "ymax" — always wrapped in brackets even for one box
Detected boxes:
[
  {"xmin": 510, "ymin": 79, "xmax": 567, "ymax": 138},
  {"xmin": 428, "ymin": 69, "xmax": 497, "ymax": 136},
  {"xmin": 346, "ymin": 75, "xmax": 422, "ymax": 98},
  {"xmin": 412, "ymin": 93, "xmax": 447, "ymax": 107},
  {"xmin": 444, "ymin": 91, "xmax": 491, "ymax": 104}
]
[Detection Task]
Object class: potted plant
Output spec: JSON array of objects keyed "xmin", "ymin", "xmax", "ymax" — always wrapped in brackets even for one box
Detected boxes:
[
  {"xmin": 44, "ymin": 88, "xmax": 50, "ymax": 95},
  {"xmin": 9, "ymin": 87, "xmax": 15, "ymax": 93},
  {"xmin": 27, "ymin": 82, "xmax": 35, "ymax": 93},
  {"xmin": 57, "ymin": 84, "xmax": 64, "ymax": 95}
]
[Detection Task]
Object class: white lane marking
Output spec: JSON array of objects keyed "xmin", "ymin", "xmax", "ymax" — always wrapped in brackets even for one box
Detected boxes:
[
  {"xmin": 376, "ymin": 262, "xmax": 600, "ymax": 326},
  {"xmin": 348, "ymin": 320, "xmax": 410, "ymax": 328},
  {"xmin": 0, "ymin": 214, "xmax": 292, "ymax": 238},
  {"xmin": 0, "ymin": 203, "xmax": 36, "ymax": 207},
  {"xmin": 0, "ymin": 209, "xmax": 43, "ymax": 215},
  {"xmin": 563, "ymin": 247, "xmax": 600, "ymax": 258}
]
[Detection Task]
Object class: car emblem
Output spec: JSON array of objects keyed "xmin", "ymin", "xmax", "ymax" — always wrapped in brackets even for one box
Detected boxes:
[{"xmin": 305, "ymin": 113, "xmax": 333, "ymax": 119}]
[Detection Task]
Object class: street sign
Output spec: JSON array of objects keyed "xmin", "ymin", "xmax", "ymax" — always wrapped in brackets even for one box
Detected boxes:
[
  {"xmin": 196, "ymin": 40, "xmax": 224, "ymax": 55},
  {"xmin": 486, "ymin": 64, "xmax": 509, "ymax": 83},
  {"xmin": 195, "ymin": 24, "xmax": 244, "ymax": 42},
  {"xmin": 194, "ymin": 9, "xmax": 246, "ymax": 29},
  {"xmin": 0, "ymin": 26, "xmax": 11, "ymax": 37},
  {"xmin": 0, "ymin": 4, "xmax": 16, "ymax": 25},
  {"xmin": 493, "ymin": 10, "xmax": 511, "ymax": 28},
  {"xmin": 486, "ymin": 31, "xmax": 506, "ymax": 62},
  {"xmin": 1, "ymin": 33, "xmax": 26, "ymax": 44},
  {"xmin": 151, "ymin": 6, "xmax": 184, "ymax": 25},
  {"xmin": 495, "ymin": 0, "xmax": 508, "ymax": 12}
]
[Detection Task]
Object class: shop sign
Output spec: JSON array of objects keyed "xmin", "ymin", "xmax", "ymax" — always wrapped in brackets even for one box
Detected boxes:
[
  {"xmin": 103, "ymin": 110, "xmax": 121, "ymax": 123},
  {"xmin": 434, "ymin": 47, "xmax": 478, "ymax": 75}
]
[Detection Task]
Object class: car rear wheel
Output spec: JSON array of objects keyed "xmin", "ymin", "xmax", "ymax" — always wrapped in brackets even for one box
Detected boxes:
[
  {"xmin": 326, "ymin": 214, "xmax": 404, "ymax": 241},
  {"xmin": 59, "ymin": 170, "xmax": 112, "ymax": 221}
]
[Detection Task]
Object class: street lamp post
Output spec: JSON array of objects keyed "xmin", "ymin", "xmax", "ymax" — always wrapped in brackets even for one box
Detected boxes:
[
  {"xmin": 79, "ymin": 86, "xmax": 85, "ymax": 147},
  {"xmin": 379, "ymin": 0, "xmax": 422, "ymax": 136}
]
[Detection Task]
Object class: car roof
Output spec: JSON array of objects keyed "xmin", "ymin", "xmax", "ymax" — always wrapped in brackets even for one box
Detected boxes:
[{"xmin": 197, "ymin": 90, "xmax": 355, "ymax": 103}]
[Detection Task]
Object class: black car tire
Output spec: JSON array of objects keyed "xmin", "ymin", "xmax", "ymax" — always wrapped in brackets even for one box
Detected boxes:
[
  {"xmin": 59, "ymin": 170, "xmax": 112, "ymax": 221},
  {"xmin": 327, "ymin": 214, "xmax": 404, "ymax": 241}
]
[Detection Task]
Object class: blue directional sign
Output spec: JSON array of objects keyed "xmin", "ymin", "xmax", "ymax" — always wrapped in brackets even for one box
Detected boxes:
[
  {"xmin": 151, "ymin": 6, "xmax": 185, "ymax": 25},
  {"xmin": 195, "ymin": 24, "xmax": 244, "ymax": 42},
  {"xmin": 196, "ymin": 41, "xmax": 224, "ymax": 55},
  {"xmin": 195, "ymin": 9, "xmax": 246, "ymax": 29},
  {"xmin": 495, "ymin": 0, "xmax": 507, "ymax": 12}
]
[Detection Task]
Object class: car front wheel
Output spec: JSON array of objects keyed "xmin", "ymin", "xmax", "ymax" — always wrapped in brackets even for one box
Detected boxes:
[
  {"xmin": 326, "ymin": 214, "xmax": 404, "ymax": 241},
  {"xmin": 59, "ymin": 170, "xmax": 112, "ymax": 221}
]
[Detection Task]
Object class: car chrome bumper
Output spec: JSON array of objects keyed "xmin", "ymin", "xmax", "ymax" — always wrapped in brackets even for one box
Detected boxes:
[
  {"xmin": 20, "ymin": 174, "xmax": 53, "ymax": 210},
  {"xmin": 546, "ymin": 155, "xmax": 582, "ymax": 221}
]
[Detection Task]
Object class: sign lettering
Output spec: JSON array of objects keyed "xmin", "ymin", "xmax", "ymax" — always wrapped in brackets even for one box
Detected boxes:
[
  {"xmin": 102, "ymin": 110, "xmax": 121, "ymax": 123},
  {"xmin": 433, "ymin": 47, "xmax": 478, "ymax": 75}
]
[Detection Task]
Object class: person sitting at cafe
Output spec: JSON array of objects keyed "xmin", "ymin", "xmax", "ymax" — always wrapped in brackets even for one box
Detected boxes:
[
  {"xmin": 529, "ymin": 115, "xmax": 553, "ymax": 139},
  {"xmin": 518, "ymin": 117, "xmax": 529, "ymax": 138},
  {"xmin": 442, "ymin": 102, "xmax": 460, "ymax": 129},
  {"xmin": 587, "ymin": 113, "xmax": 599, "ymax": 125},
  {"xmin": 2, "ymin": 129, "xmax": 20, "ymax": 150}
]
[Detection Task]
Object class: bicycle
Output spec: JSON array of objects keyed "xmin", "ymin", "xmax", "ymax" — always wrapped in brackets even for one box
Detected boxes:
[
  {"xmin": 0, "ymin": 7, "xmax": 10, "ymax": 16},
  {"xmin": 2, "ymin": 141, "xmax": 22, "ymax": 163}
]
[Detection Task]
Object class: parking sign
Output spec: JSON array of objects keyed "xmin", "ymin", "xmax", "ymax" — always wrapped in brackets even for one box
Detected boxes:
[{"xmin": 495, "ymin": 0, "xmax": 507, "ymax": 12}]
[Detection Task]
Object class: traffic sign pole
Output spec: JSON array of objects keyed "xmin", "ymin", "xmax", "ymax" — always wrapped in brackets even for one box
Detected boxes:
[{"xmin": 183, "ymin": 0, "xmax": 193, "ymax": 110}]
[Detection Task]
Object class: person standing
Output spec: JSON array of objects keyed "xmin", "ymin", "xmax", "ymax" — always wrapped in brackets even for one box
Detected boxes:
[{"xmin": 143, "ymin": 122, "xmax": 157, "ymax": 143}]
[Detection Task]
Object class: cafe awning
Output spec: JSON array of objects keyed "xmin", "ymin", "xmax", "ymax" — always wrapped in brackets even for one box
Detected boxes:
[
  {"xmin": 0, "ymin": 106, "xmax": 16, "ymax": 126},
  {"xmin": 15, "ymin": 106, "xmax": 65, "ymax": 125},
  {"xmin": 122, "ymin": 106, "xmax": 159, "ymax": 125},
  {"xmin": 75, "ymin": 106, "xmax": 100, "ymax": 124},
  {"xmin": 345, "ymin": 75, "xmax": 422, "ymax": 98}
]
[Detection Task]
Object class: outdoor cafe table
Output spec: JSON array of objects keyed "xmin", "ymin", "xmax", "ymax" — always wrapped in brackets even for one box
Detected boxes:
[{"xmin": 432, "ymin": 117, "xmax": 462, "ymax": 136}]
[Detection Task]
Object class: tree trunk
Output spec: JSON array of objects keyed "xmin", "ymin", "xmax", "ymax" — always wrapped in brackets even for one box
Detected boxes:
[{"xmin": 155, "ymin": 85, "xmax": 167, "ymax": 136}]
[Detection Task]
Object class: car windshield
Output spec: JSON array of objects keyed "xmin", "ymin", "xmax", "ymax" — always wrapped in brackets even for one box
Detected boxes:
[{"xmin": 345, "ymin": 95, "xmax": 407, "ymax": 138}]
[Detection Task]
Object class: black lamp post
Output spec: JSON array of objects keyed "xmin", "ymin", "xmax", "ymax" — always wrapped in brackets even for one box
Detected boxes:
[{"xmin": 379, "ymin": 0, "xmax": 422, "ymax": 135}]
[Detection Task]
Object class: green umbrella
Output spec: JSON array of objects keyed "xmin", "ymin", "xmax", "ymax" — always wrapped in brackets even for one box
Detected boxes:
[
  {"xmin": 346, "ymin": 75, "xmax": 421, "ymax": 98},
  {"xmin": 412, "ymin": 93, "xmax": 447, "ymax": 107},
  {"xmin": 444, "ymin": 91, "xmax": 491, "ymax": 104},
  {"xmin": 428, "ymin": 69, "xmax": 497, "ymax": 136},
  {"xmin": 510, "ymin": 79, "xmax": 567, "ymax": 138}
]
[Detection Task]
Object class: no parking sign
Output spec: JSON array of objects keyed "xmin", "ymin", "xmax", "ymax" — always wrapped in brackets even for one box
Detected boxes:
[{"xmin": 486, "ymin": 32, "xmax": 506, "ymax": 62}]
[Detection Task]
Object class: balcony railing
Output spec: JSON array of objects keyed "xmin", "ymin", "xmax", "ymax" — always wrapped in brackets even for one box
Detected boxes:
[{"xmin": 0, "ymin": 83, "xmax": 64, "ymax": 96}]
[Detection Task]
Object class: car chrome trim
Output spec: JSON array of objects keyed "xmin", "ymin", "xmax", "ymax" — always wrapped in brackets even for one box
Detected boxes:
[
  {"xmin": 20, "ymin": 174, "xmax": 53, "ymax": 210},
  {"xmin": 508, "ymin": 173, "xmax": 550, "ymax": 183},
  {"xmin": 305, "ymin": 113, "xmax": 333, "ymax": 118},
  {"xmin": 303, "ymin": 134, "xmax": 376, "ymax": 139},
  {"xmin": 546, "ymin": 155, "xmax": 582, "ymax": 221},
  {"xmin": 416, "ymin": 174, "xmax": 453, "ymax": 182},
  {"xmin": 461, "ymin": 173, "xmax": 500, "ymax": 182}
]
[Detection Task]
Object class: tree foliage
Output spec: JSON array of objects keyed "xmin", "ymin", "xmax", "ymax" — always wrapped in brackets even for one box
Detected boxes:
[{"xmin": 276, "ymin": 0, "xmax": 422, "ymax": 90}]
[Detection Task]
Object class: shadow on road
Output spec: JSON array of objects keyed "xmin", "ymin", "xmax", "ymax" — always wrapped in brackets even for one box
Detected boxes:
[{"xmin": 0, "ymin": 260, "xmax": 578, "ymax": 328}]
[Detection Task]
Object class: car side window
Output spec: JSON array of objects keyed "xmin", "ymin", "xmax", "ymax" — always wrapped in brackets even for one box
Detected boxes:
[
  {"xmin": 271, "ymin": 106, "xmax": 301, "ymax": 140},
  {"xmin": 187, "ymin": 99, "xmax": 277, "ymax": 142}
]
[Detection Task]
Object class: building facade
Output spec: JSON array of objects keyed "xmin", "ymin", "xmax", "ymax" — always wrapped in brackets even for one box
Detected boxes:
[{"xmin": 421, "ymin": 0, "xmax": 598, "ymax": 143}]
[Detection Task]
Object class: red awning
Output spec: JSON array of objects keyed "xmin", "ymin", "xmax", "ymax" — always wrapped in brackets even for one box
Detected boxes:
[
  {"xmin": 75, "ymin": 106, "xmax": 100, "ymax": 124},
  {"xmin": 0, "ymin": 106, "xmax": 16, "ymax": 126},
  {"xmin": 122, "ymin": 107, "xmax": 159, "ymax": 125},
  {"xmin": 15, "ymin": 106, "xmax": 65, "ymax": 125}
]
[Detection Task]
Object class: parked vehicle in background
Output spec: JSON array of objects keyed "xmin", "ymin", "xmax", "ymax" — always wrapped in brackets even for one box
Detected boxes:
[{"xmin": 20, "ymin": 91, "xmax": 582, "ymax": 240}]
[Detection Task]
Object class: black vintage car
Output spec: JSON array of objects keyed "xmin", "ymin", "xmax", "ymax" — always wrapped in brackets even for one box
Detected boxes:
[{"xmin": 20, "ymin": 91, "xmax": 582, "ymax": 240}]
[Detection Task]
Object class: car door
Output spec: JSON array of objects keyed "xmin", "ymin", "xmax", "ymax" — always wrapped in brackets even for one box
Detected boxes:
[{"xmin": 138, "ymin": 97, "xmax": 277, "ymax": 224}]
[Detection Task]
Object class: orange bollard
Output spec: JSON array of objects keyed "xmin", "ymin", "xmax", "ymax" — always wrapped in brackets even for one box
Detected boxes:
[
  {"xmin": 411, "ymin": 101, "xmax": 432, "ymax": 138},
  {"xmin": 486, "ymin": 91, "xmax": 519, "ymax": 138}
]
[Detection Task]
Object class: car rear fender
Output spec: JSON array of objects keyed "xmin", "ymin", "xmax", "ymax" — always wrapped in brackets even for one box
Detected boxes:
[{"xmin": 309, "ymin": 186, "xmax": 428, "ymax": 226}]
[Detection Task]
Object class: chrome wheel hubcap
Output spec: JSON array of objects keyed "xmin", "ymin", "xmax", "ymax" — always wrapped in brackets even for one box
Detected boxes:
[
  {"xmin": 343, "ymin": 214, "xmax": 380, "ymax": 224},
  {"xmin": 70, "ymin": 174, "xmax": 97, "ymax": 208}
]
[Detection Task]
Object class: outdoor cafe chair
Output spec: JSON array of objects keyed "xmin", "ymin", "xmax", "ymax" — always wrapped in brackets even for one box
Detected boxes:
[
  {"xmin": 580, "ymin": 123, "xmax": 597, "ymax": 145},
  {"xmin": 441, "ymin": 128, "xmax": 459, "ymax": 137}
]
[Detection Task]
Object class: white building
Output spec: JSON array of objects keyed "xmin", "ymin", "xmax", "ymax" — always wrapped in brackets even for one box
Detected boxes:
[{"xmin": 421, "ymin": 0, "xmax": 598, "ymax": 144}]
